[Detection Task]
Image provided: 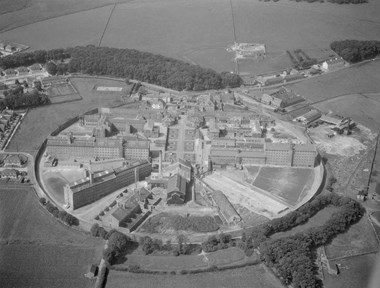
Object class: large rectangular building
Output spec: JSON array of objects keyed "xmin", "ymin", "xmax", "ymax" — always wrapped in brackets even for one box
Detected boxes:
[
  {"xmin": 64, "ymin": 161, "xmax": 152, "ymax": 210},
  {"xmin": 123, "ymin": 140, "xmax": 150, "ymax": 160},
  {"xmin": 292, "ymin": 144, "xmax": 317, "ymax": 167},
  {"xmin": 265, "ymin": 143, "xmax": 293, "ymax": 166},
  {"xmin": 46, "ymin": 135, "xmax": 123, "ymax": 160}
]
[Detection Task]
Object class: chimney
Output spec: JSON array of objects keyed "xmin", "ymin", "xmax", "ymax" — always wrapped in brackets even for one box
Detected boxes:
[{"xmin": 159, "ymin": 150, "xmax": 163, "ymax": 176}]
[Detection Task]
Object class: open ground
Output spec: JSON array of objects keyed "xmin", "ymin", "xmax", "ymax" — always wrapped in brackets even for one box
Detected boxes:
[
  {"xmin": 107, "ymin": 263, "xmax": 283, "ymax": 288},
  {"xmin": 0, "ymin": 188, "xmax": 104, "ymax": 288}
]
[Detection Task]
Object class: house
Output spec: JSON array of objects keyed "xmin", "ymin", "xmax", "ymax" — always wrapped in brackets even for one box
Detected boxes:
[
  {"xmin": 17, "ymin": 67, "xmax": 29, "ymax": 76},
  {"xmin": 357, "ymin": 190, "xmax": 367, "ymax": 201},
  {"xmin": 321, "ymin": 57, "xmax": 345, "ymax": 72},
  {"xmin": 29, "ymin": 63, "xmax": 43, "ymax": 73},
  {"xmin": 110, "ymin": 198, "xmax": 141, "ymax": 227},
  {"xmin": 4, "ymin": 154, "xmax": 26, "ymax": 167},
  {"xmin": 4, "ymin": 69, "xmax": 17, "ymax": 78},
  {"xmin": 1, "ymin": 168, "xmax": 19, "ymax": 179},
  {"xmin": 166, "ymin": 174, "xmax": 187, "ymax": 205},
  {"xmin": 162, "ymin": 115, "xmax": 175, "ymax": 127}
]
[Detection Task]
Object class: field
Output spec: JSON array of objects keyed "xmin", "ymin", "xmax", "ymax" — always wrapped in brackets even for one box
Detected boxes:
[
  {"xmin": 0, "ymin": 188, "xmax": 104, "ymax": 288},
  {"xmin": 325, "ymin": 214, "xmax": 379, "ymax": 260},
  {"xmin": 5, "ymin": 77, "xmax": 124, "ymax": 155},
  {"xmin": 1, "ymin": 0, "xmax": 380, "ymax": 74},
  {"xmin": 325, "ymin": 254, "xmax": 378, "ymax": 288},
  {"xmin": 107, "ymin": 263, "xmax": 284, "ymax": 288},
  {"xmin": 251, "ymin": 166, "xmax": 313, "ymax": 206}
]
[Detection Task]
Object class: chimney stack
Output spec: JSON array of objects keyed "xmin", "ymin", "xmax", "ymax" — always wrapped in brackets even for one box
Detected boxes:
[{"xmin": 159, "ymin": 150, "xmax": 163, "ymax": 176}]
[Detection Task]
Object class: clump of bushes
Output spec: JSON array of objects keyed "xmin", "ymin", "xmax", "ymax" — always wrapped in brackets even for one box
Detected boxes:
[
  {"xmin": 202, "ymin": 233, "xmax": 234, "ymax": 252},
  {"xmin": 43, "ymin": 201, "xmax": 79, "ymax": 226},
  {"xmin": 90, "ymin": 223, "xmax": 108, "ymax": 239}
]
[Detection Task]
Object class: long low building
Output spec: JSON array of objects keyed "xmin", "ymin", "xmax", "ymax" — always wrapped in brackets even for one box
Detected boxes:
[
  {"xmin": 211, "ymin": 190, "xmax": 241, "ymax": 224},
  {"xmin": 64, "ymin": 160, "xmax": 152, "ymax": 210},
  {"xmin": 210, "ymin": 143, "xmax": 317, "ymax": 168}
]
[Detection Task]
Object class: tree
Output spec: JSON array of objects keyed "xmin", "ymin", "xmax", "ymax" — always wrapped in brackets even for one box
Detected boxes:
[
  {"xmin": 91, "ymin": 223, "xmax": 100, "ymax": 237},
  {"xmin": 46, "ymin": 61, "xmax": 58, "ymax": 75},
  {"xmin": 103, "ymin": 247, "xmax": 117, "ymax": 264}
]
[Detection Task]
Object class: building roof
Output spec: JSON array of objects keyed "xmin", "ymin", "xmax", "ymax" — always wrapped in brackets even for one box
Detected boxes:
[
  {"xmin": 111, "ymin": 207, "xmax": 131, "ymax": 222},
  {"xmin": 320, "ymin": 115, "xmax": 342, "ymax": 126},
  {"xmin": 239, "ymin": 150, "xmax": 266, "ymax": 158},
  {"xmin": 325, "ymin": 57, "xmax": 345, "ymax": 65},
  {"xmin": 212, "ymin": 190, "xmax": 240, "ymax": 223},
  {"xmin": 137, "ymin": 187, "xmax": 152, "ymax": 202},
  {"xmin": 167, "ymin": 174, "xmax": 186, "ymax": 195},
  {"xmin": 265, "ymin": 143, "xmax": 292, "ymax": 151},
  {"xmin": 210, "ymin": 149, "xmax": 238, "ymax": 157},
  {"xmin": 17, "ymin": 67, "xmax": 29, "ymax": 73},
  {"xmin": 270, "ymin": 87, "xmax": 303, "ymax": 103},
  {"xmin": 124, "ymin": 140, "xmax": 150, "ymax": 149},
  {"xmin": 5, "ymin": 154, "xmax": 22, "ymax": 163},
  {"xmin": 29, "ymin": 63, "xmax": 43, "ymax": 71},
  {"xmin": 294, "ymin": 144, "xmax": 317, "ymax": 152}
]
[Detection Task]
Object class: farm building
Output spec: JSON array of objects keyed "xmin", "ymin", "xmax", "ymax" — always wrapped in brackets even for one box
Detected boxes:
[
  {"xmin": 29, "ymin": 63, "xmax": 43, "ymax": 72},
  {"xmin": 0, "ymin": 168, "xmax": 19, "ymax": 179},
  {"xmin": 321, "ymin": 57, "xmax": 345, "ymax": 72},
  {"xmin": 295, "ymin": 110, "xmax": 322, "ymax": 125},
  {"xmin": 16, "ymin": 67, "xmax": 29, "ymax": 76},
  {"xmin": 261, "ymin": 87, "xmax": 304, "ymax": 108},
  {"xmin": 4, "ymin": 154, "xmax": 27, "ymax": 167},
  {"xmin": 211, "ymin": 190, "xmax": 241, "ymax": 224},
  {"xmin": 166, "ymin": 174, "xmax": 187, "ymax": 205},
  {"xmin": 85, "ymin": 264, "xmax": 98, "ymax": 278},
  {"xmin": 109, "ymin": 197, "xmax": 142, "ymax": 227}
]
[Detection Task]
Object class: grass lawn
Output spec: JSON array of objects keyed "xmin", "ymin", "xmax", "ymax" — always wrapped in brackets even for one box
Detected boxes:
[
  {"xmin": 107, "ymin": 263, "xmax": 284, "ymax": 288},
  {"xmin": 207, "ymin": 247, "xmax": 246, "ymax": 267},
  {"xmin": 325, "ymin": 214, "xmax": 379, "ymax": 260},
  {"xmin": 324, "ymin": 254, "xmax": 378, "ymax": 288}
]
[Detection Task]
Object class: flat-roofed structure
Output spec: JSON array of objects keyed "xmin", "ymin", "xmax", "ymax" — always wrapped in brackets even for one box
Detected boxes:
[
  {"xmin": 123, "ymin": 139, "xmax": 150, "ymax": 160},
  {"xmin": 64, "ymin": 160, "xmax": 152, "ymax": 210},
  {"xmin": 211, "ymin": 190, "xmax": 241, "ymax": 224},
  {"xmin": 293, "ymin": 144, "xmax": 317, "ymax": 167},
  {"xmin": 265, "ymin": 143, "xmax": 293, "ymax": 166}
]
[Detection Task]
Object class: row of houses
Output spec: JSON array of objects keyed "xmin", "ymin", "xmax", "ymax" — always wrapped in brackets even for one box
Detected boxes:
[
  {"xmin": 0, "ymin": 64, "xmax": 44, "ymax": 79},
  {"xmin": 210, "ymin": 142, "xmax": 317, "ymax": 168}
]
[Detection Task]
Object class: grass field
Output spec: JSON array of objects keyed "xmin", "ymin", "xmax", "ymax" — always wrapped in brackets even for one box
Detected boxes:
[
  {"xmin": 252, "ymin": 167, "xmax": 313, "ymax": 206},
  {"xmin": 1, "ymin": 0, "xmax": 380, "ymax": 74},
  {"xmin": 325, "ymin": 254, "xmax": 378, "ymax": 288},
  {"xmin": 0, "ymin": 188, "xmax": 104, "ymax": 288},
  {"xmin": 325, "ymin": 214, "xmax": 379, "ymax": 260},
  {"xmin": 0, "ymin": 244, "xmax": 100, "ymax": 288},
  {"xmin": 107, "ymin": 263, "xmax": 283, "ymax": 288},
  {"xmin": 5, "ymin": 77, "xmax": 124, "ymax": 155}
]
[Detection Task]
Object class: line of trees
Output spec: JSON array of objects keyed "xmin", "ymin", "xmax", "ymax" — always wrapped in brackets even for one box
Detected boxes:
[
  {"xmin": 40, "ymin": 197, "xmax": 79, "ymax": 226},
  {"xmin": 331, "ymin": 40, "xmax": 380, "ymax": 63},
  {"xmin": 0, "ymin": 46, "xmax": 242, "ymax": 91}
]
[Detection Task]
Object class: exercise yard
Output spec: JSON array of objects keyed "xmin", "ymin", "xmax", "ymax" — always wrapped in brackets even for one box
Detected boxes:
[
  {"xmin": 203, "ymin": 166, "xmax": 318, "ymax": 219},
  {"xmin": 251, "ymin": 166, "xmax": 313, "ymax": 206}
]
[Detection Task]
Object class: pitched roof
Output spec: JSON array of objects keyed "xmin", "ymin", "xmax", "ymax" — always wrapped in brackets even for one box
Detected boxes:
[
  {"xmin": 294, "ymin": 144, "xmax": 317, "ymax": 152},
  {"xmin": 167, "ymin": 174, "xmax": 186, "ymax": 195},
  {"xmin": 212, "ymin": 190, "xmax": 240, "ymax": 223}
]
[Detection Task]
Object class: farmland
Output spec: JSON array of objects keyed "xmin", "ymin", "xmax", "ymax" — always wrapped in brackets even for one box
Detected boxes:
[
  {"xmin": 5, "ymin": 77, "xmax": 124, "ymax": 155},
  {"xmin": 0, "ymin": 188, "xmax": 104, "ymax": 288},
  {"xmin": 325, "ymin": 214, "xmax": 379, "ymax": 260},
  {"xmin": 107, "ymin": 263, "xmax": 284, "ymax": 288},
  {"xmin": 0, "ymin": 0, "xmax": 380, "ymax": 74}
]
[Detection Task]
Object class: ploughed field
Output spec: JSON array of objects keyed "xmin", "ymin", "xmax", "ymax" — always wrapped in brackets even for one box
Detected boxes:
[{"xmin": 0, "ymin": 188, "xmax": 104, "ymax": 288}]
